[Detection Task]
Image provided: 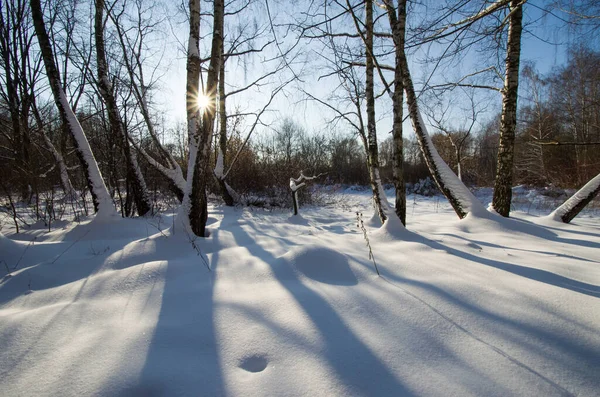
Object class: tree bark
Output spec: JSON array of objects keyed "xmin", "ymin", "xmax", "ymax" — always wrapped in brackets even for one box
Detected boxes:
[
  {"xmin": 188, "ymin": 0, "xmax": 224, "ymax": 237},
  {"xmin": 365, "ymin": 0, "xmax": 388, "ymax": 224},
  {"xmin": 384, "ymin": 0, "xmax": 406, "ymax": 225},
  {"xmin": 31, "ymin": 103, "xmax": 76, "ymax": 199},
  {"xmin": 30, "ymin": 0, "xmax": 116, "ymax": 218},
  {"xmin": 176, "ymin": 0, "xmax": 202, "ymax": 232},
  {"xmin": 492, "ymin": 0, "xmax": 523, "ymax": 217}
]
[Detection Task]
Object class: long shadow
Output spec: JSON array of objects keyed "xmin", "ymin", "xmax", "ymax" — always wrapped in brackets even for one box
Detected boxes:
[
  {"xmin": 378, "ymin": 269, "xmax": 600, "ymax": 393},
  {"xmin": 225, "ymin": 210, "xmax": 414, "ymax": 396},
  {"xmin": 405, "ymin": 228, "xmax": 600, "ymax": 298},
  {"xmin": 434, "ymin": 233, "xmax": 599, "ymax": 264},
  {"xmin": 0, "ymin": 222, "xmax": 129, "ymax": 310},
  {"xmin": 136, "ymin": 235, "xmax": 224, "ymax": 396},
  {"xmin": 491, "ymin": 216, "xmax": 600, "ymax": 250}
]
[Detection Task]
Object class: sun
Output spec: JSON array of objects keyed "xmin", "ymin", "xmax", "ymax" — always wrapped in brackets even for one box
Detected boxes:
[{"xmin": 197, "ymin": 93, "xmax": 211, "ymax": 111}]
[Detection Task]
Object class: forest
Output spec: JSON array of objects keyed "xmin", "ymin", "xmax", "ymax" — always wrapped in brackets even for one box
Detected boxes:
[{"xmin": 1, "ymin": 1, "xmax": 599, "ymax": 396}]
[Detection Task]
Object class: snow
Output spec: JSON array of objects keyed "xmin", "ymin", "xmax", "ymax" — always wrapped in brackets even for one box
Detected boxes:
[{"xmin": 1, "ymin": 189, "xmax": 599, "ymax": 396}]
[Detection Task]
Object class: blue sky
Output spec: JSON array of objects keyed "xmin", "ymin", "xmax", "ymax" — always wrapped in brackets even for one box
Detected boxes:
[{"xmin": 155, "ymin": 0, "xmax": 590, "ymax": 144}]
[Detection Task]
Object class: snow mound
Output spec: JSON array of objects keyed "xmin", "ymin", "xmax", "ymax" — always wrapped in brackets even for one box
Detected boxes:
[
  {"xmin": 370, "ymin": 216, "xmax": 410, "ymax": 242},
  {"xmin": 0, "ymin": 233, "xmax": 21, "ymax": 260},
  {"xmin": 280, "ymin": 245, "xmax": 357, "ymax": 286}
]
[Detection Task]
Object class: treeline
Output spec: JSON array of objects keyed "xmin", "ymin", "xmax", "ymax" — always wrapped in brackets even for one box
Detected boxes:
[
  {"xmin": 1, "ymin": 0, "xmax": 599, "ymax": 234},
  {"xmin": 2, "ymin": 47, "xmax": 599, "ymax": 209}
]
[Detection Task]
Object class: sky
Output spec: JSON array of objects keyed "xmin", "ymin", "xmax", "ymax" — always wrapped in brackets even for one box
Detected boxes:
[{"xmin": 152, "ymin": 0, "xmax": 587, "ymax": 144}]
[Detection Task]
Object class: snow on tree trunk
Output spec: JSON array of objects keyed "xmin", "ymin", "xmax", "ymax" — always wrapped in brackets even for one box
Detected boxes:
[
  {"xmin": 394, "ymin": 0, "xmax": 486, "ymax": 219},
  {"xmin": 31, "ymin": 0, "xmax": 117, "ymax": 220},
  {"xmin": 549, "ymin": 173, "xmax": 600, "ymax": 223},
  {"xmin": 95, "ymin": 0, "xmax": 151, "ymax": 217},
  {"xmin": 492, "ymin": 0, "xmax": 523, "ymax": 217},
  {"xmin": 189, "ymin": 0, "xmax": 224, "ymax": 237}
]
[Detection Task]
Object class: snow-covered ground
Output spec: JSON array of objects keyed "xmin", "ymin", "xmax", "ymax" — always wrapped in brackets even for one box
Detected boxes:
[{"xmin": 1, "ymin": 189, "xmax": 599, "ymax": 396}]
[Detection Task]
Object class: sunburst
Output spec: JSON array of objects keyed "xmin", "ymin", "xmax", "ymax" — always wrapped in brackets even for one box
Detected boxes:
[{"xmin": 197, "ymin": 93, "xmax": 211, "ymax": 112}]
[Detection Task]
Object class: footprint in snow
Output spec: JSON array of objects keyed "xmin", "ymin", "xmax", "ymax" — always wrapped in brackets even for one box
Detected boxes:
[{"xmin": 239, "ymin": 354, "xmax": 268, "ymax": 373}]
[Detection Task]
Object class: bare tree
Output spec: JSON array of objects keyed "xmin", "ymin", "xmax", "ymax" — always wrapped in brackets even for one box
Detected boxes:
[
  {"xmin": 107, "ymin": 0, "xmax": 186, "ymax": 201},
  {"xmin": 424, "ymin": 88, "xmax": 485, "ymax": 182},
  {"xmin": 94, "ymin": 0, "xmax": 151, "ymax": 216},
  {"xmin": 384, "ymin": 0, "xmax": 487, "ymax": 219},
  {"xmin": 31, "ymin": 0, "xmax": 117, "ymax": 218}
]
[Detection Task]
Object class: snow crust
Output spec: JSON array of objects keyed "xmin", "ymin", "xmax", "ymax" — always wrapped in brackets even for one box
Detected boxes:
[{"xmin": 1, "ymin": 191, "xmax": 599, "ymax": 396}]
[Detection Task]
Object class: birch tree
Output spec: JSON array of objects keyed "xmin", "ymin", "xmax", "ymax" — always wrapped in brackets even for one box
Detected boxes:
[
  {"xmin": 175, "ymin": 0, "xmax": 202, "ymax": 232},
  {"xmin": 175, "ymin": 0, "xmax": 224, "ymax": 237},
  {"xmin": 384, "ymin": 0, "xmax": 488, "ymax": 219},
  {"xmin": 94, "ymin": 0, "xmax": 151, "ymax": 216},
  {"xmin": 107, "ymin": 0, "xmax": 185, "ymax": 201},
  {"xmin": 492, "ymin": 0, "xmax": 523, "ymax": 217},
  {"xmin": 30, "ymin": 0, "xmax": 117, "ymax": 219}
]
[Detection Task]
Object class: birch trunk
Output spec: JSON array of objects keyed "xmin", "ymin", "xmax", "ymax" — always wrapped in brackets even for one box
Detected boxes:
[
  {"xmin": 492, "ymin": 0, "xmax": 523, "ymax": 217},
  {"xmin": 188, "ymin": 0, "xmax": 224, "ymax": 237},
  {"xmin": 175, "ymin": 0, "xmax": 202, "ymax": 233},
  {"xmin": 365, "ymin": 0, "xmax": 388, "ymax": 224},
  {"xmin": 94, "ymin": 0, "xmax": 151, "ymax": 216},
  {"xmin": 384, "ymin": 0, "xmax": 406, "ymax": 225},
  {"xmin": 30, "ymin": 0, "xmax": 116, "ymax": 219},
  {"xmin": 32, "ymin": 104, "xmax": 76, "ymax": 199}
]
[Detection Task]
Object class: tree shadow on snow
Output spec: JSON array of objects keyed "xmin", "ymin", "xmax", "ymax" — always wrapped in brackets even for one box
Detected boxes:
[{"xmin": 219, "ymin": 209, "xmax": 415, "ymax": 396}]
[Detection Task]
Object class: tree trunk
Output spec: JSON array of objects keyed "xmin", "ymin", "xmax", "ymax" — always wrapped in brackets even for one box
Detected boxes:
[
  {"xmin": 30, "ymin": 0, "xmax": 116, "ymax": 219},
  {"xmin": 188, "ymin": 0, "xmax": 224, "ymax": 237},
  {"xmin": 492, "ymin": 0, "xmax": 523, "ymax": 217},
  {"xmin": 365, "ymin": 0, "xmax": 388, "ymax": 224},
  {"xmin": 176, "ymin": 0, "xmax": 203, "ymax": 233},
  {"xmin": 385, "ymin": 0, "xmax": 406, "ymax": 225},
  {"xmin": 94, "ymin": 0, "xmax": 151, "ymax": 216},
  {"xmin": 393, "ymin": 0, "xmax": 486, "ymax": 219},
  {"xmin": 549, "ymin": 173, "xmax": 600, "ymax": 223}
]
